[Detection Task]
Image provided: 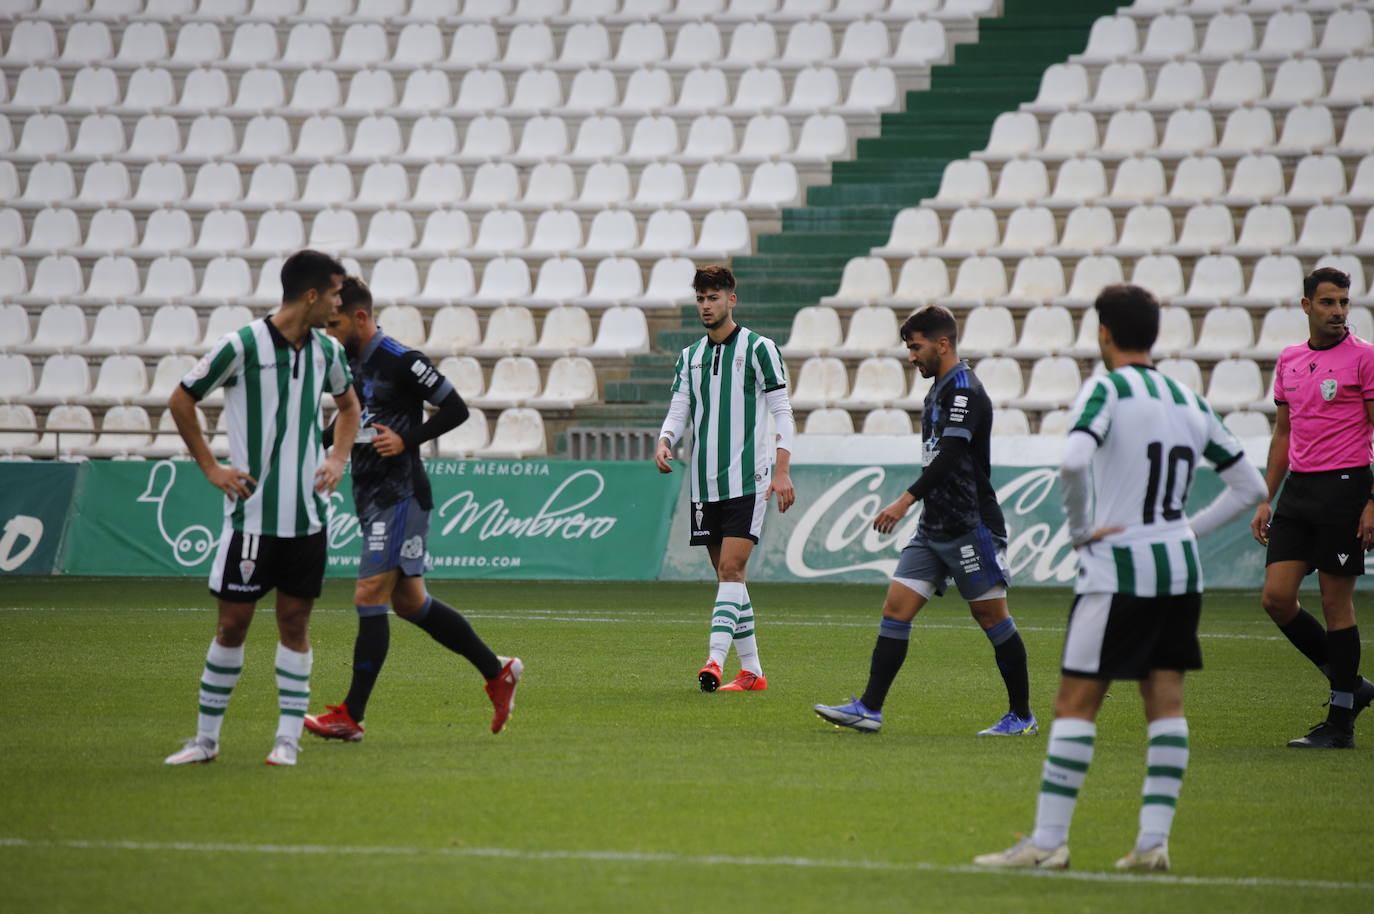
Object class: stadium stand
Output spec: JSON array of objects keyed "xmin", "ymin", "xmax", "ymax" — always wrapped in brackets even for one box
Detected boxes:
[{"xmin": 1, "ymin": 0, "xmax": 1371, "ymax": 458}]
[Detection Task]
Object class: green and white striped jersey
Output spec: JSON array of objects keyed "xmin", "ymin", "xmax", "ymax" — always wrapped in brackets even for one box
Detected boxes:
[
  {"xmin": 670, "ymin": 326, "xmax": 788, "ymax": 503},
  {"xmin": 182, "ymin": 317, "xmax": 352, "ymax": 537},
  {"xmin": 1068, "ymin": 364, "xmax": 1245, "ymax": 597}
]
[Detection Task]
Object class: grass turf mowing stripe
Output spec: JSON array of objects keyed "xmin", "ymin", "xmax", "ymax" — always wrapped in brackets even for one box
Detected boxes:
[{"xmin": 1, "ymin": 838, "xmax": 1370, "ymax": 893}]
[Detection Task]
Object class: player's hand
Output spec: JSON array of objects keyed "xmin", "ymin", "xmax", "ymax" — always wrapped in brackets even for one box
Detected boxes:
[
  {"xmin": 1251, "ymin": 501, "xmax": 1272, "ymax": 546},
  {"xmin": 872, "ymin": 497, "xmax": 912, "ymax": 534},
  {"xmin": 1073, "ymin": 526, "xmax": 1124, "ymax": 548},
  {"xmin": 1359, "ymin": 501, "xmax": 1374, "ymax": 551},
  {"xmin": 371, "ymin": 423, "xmax": 406, "ymax": 457},
  {"xmin": 204, "ymin": 463, "xmax": 255, "ymax": 500},
  {"xmin": 654, "ymin": 440, "xmax": 674, "ymax": 473},
  {"xmin": 769, "ymin": 472, "xmax": 795, "ymax": 513},
  {"xmin": 314, "ymin": 455, "xmax": 347, "ymax": 494}
]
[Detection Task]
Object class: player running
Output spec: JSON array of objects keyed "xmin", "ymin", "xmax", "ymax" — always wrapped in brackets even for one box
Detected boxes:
[
  {"xmin": 304, "ymin": 277, "xmax": 522, "ymax": 742},
  {"xmin": 975, "ymin": 283, "xmax": 1266, "ymax": 872}
]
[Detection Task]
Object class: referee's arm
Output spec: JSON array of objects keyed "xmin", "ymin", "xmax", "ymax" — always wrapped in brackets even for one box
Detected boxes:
[{"xmin": 1251, "ymin": 404, "xmax": 1291, "ymax": 545}]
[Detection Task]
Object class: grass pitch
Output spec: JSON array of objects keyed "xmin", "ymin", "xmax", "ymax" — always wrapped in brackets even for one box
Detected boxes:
[{"xmin": 1, "ymin": 577, "xmax": 1371, "ymax": 913}]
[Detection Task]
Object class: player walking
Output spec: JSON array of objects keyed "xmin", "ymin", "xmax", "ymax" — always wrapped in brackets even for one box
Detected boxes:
[
  {"xmin": 304, "ymin": 277, "xmax": 522, "ymax": 742},
  {"xmin": 814, "ymin": 305, "xmax": 1036, "ymax": 736},
  {"xmin": 164, "ymin": 250, "xmax": 361, "ymax": 767},
  {"xmin": 655, "ymin": 265, "xmax": 796, "ymax": 692},
  {"xmin": 1251, "ymin": 267, "xmax": 1374, "ymax": 749},
  {"xmin": 975, "ymin": 284, "xmax": 1266, "ymax": 871}
]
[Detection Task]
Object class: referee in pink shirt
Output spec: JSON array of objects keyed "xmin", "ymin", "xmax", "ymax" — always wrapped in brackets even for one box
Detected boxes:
[{"xmin": 1252, "ymin": 267, "xmax": 1374, "ymax": 749}]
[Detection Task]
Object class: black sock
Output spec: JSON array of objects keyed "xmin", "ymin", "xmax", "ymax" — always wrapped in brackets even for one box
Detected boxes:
[
  {"xmin": 993, "ymin": 632, "xmax": 1032, "ymax": 720},
  {"xmin": 1326, "ymin": 626, "xmax": 1361, "ymax": 730},
  {"xmin": 1278, "ymin": 607, "xmax": 1330, "ymax": 677},
  {"xmin": 860, "ymin": 619, "xmax": 912, "ymax": 712},
  {"xmin": 343, "ymin": 612, "xmax": 390, "ymax": 722},
  {"xmin": 408, "ymin": 596, "xmax": 503, "ymax": 681}
]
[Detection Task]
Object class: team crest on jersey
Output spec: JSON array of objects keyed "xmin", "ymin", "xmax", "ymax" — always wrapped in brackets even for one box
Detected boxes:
[
  {"xmin": 1321, "ymin": 378, "xmax": 1338, "ymax": 401},
  {"xmin": 238, "ymin": 559, "xmax": 255, "ymax": 581}
]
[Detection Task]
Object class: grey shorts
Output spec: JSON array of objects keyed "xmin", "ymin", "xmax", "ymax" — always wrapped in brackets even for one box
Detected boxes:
[
  {"xmin": 357, "ymin": 496, "xmax": 430, "ymax": 579},
  {"xmin": 893, "ymin": 523, "xmax": 1010, "ymax": 601}
]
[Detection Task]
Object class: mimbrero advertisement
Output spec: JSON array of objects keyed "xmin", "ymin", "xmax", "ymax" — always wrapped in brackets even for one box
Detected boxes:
[
  {"xmin": 0, "ymin": 459, "xmax": 1347, "ymax": 589},
  {"xmin": 45, "ymin": 459, "xmax": 682, "ymax": 580}
]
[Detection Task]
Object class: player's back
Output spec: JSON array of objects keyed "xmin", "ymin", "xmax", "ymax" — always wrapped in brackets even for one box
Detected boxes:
[{"xmin": 1071, "ymin": 364, "xmax": 1244, "ymax": 596}]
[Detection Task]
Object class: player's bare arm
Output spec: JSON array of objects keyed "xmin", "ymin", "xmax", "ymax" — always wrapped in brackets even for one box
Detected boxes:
[
  {"xmin": 1251, "ymin": 403, "xmax": 1291, "ymax": 545},
  {"xmin": 769, "ymin": 447, "xmax": 795, "ymax": 513},
  {"xmin": 317, "ymin": 385, "xmax": 360, "ymax": 494},
  {"xmin": 167, "ymin": 385, "xmax": 256, "ymax": 499},
  {"xmin": 873, "ymin": 491, "xmax": 916, "ymax": 534},
  {"xmin": 654, "ymin": 437, "xmax": 674, "ymax": 473}
]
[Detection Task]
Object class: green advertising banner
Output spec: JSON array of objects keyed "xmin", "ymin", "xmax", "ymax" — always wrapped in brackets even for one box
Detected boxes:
[
  {"xmin": 60, "ymin": 459, "xmax": 685, "ymax": 580},
  {"xmin": 659, "ymin": 464, "xmax": 1289, "ymax": 590},
  {"xmin": 0, "ymin": 462, "xmax": 80, "ymax": 575}
]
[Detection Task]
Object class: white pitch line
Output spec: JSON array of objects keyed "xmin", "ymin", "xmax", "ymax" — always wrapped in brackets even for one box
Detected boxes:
[
  {"xmin": 0, "ymin": 837, "xmax": 1368, "ymax": 893},
  {"xmin": 0, "ymin": 607, "xmax": 1363, "ymax": 644}
]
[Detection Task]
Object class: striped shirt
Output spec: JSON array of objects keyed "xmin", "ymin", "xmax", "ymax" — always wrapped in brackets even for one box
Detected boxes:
[
  {"xmin": 669, "ymin": 325, "xmax": 788, "ymax": 503},
  {"xmin": 1068, "ymin": 364, "xmax": 1245, "ymax": 597},
  {"xmin": 182, "ymin": 317, "xmax": 353, "ymax": 537}
]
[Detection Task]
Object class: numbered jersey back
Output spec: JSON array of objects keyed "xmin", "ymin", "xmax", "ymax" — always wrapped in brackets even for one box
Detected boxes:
[{"xmin": 1069, "ymin": 364, "xmax": 1244, "ymax": 596}]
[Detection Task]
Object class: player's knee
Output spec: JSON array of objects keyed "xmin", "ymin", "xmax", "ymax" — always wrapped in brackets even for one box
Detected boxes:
[
  {"xmin": 716, "ymin": 563, "xmax": 747, "ymax": 582},
  {"xmin": 1260, "ymin": 589, "xmax": 1299, "ymax": 622}
]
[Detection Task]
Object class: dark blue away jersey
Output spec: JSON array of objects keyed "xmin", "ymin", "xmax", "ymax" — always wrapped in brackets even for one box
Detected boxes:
[{"xmin": 918, "ymin": 359, "xmax": 1006, "ymax": 541}]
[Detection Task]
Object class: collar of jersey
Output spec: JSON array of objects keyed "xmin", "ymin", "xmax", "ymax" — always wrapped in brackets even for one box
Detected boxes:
[
  {"xmin": 360, "ymin": 328, "xmax": 389, "ymax": 363},
  {"xmin": 929, "ymin": 358, "xmax": 971, "ymax": 398},
  {"xmin": 706, "ymin": 325, "xmax": 743, "ymax": 348},
  {"xmin": 264, "ymin": 314, "xmax": 315, "ymax": 353},
  {"xmin": 1306, "ymin": 330, "xmax": 1351, "ymax": 353}
]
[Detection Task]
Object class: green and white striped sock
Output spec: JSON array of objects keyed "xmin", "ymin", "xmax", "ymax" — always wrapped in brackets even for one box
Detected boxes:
[
  {"xmin": 197, "ymin": 640, "xmax": 243, "ymax": 744},
  {"xmin": 709, "ymin": 582, "xmax": 745, "ymax": 667},
  {"xmin": 274, "ymin": 643, "xmax": 312, "ymax": 742},
  {"xmin": 1136, "ymin": 717, "xmax": 1189, "ymax": 852},
  {"xmin": 1031, "ymin": 717, "xmax": 1096, "ymax": 850},
  {"xmin": 733, "ymin": 585, "xmax": 762, "ymax": 676}
]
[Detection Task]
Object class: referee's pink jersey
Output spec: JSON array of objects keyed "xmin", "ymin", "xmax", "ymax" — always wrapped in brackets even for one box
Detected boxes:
[{"xmin": 1273, "ymin": 332, "xmax": 1374, "ymax": 472}]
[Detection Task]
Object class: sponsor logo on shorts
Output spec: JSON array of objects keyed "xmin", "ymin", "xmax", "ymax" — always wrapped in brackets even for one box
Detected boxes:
[
  {"xmin": 1321, "ymin": 378, "xmax": 1337, "ymax": 401},
  {"xmin": 1338, "ymin": 553, "xmax": 1350, "ymax": 566},
  {"xmin": 399, "ymin": 536, "xmax": 424, "ymax": 560},
  {"xmin": 958, "ymin": 542, "xmax": 981, "ymax": 575},
  {"xmin": 238, "ymin": 559, "xmax": 255, "ymax": 581},
  {"xmin": 367, "ymin": 520, "xmax": 387, "ymax": 553},
  {"xmin": 225, "ymin": 582, "xmax": 257, "ymax": 592}
]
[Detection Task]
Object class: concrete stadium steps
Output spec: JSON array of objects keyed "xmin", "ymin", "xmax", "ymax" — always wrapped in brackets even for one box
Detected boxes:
[{"xmin": 572, "ymin": 0, "xmax": 1121, "ymax": 430}]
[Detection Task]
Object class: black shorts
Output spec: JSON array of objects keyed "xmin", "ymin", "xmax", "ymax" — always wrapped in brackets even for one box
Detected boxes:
[
  {"xmin": 1267, "ymin": 467, "xmax": 1371, "ymax": 577},
  {"xmin": 1060, "ymin": 592, "xmax": 1203, "ymax": 680},
  {"xmin": 689, "ymin": 492, "xmax": 767, "ymax": 546},
  {"xmin": 208, "ymin": 524, "xmax": 328, "ymax": 603}
]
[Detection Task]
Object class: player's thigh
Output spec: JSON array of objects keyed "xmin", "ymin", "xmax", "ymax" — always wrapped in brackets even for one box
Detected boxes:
[
  {"xmin": 1054, "ymin": 673, "xmax": 1110, "ymax": 720},
  {"xmin": 357, "ymin": 498, "xmax": 430, "ymax": 583},
  {"xmin": 214, "ymin": 598, "xmax": 257, "ymax": 644},
  {"xmin": 1138, "ymin": 669, "xmax": 1186, "ymax": 721},
  {"xmin": 390, "ymin": 574, "xmax": 429, "ymax": 617},
  {"xmin": 715, "ymin": 536, "xmax": 756, "ymax": 580},
  {"xmin": 355, "ymin": 567, "xmax": 400, "ymax": 607},
  {"xmin": 881, "ymin": 579, "xmax": 927, "ymax": 621},
  {"xmin": 967, "ymin": 596, "xmax": 1010, "ymax": 629},
  {"xmin": 1261, "ymin": 558, "xmax": 1308, "ymax": 612},
  {"xmin": 891, "ymin": 534, "xmax": 951, "ymax": 603}
]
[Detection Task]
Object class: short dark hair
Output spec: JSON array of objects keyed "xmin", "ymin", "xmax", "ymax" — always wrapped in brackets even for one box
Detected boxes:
[
  {"xmin": 900, "ymin": 305, "xmax": 958, "ymax": 346},
  {"xmin": 339, "ymin": 275, "xmax": 373, "ymax": 314},
  {"xmin": 1094, "ymin": 283, "xmax": 1159, "ymax": 352},
  {"xmin": 1304, "ymin": 266, "xmax": 1351, "ymax": 299},
  {"xmin": 693, "ymin": 264, "xmax": 736, "ymax": 294},
  {"xmin": 280, "ymin": 249, "xmax": 346, "ymax": 303}
]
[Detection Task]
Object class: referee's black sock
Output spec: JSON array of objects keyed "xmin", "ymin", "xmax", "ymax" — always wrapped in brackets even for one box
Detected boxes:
[
  {"xmin": 407, "ymin": 595, "xmax": 503, "ymax": 681},
  {"xmin": 860, "ymin": 618, "xmax": 911, "ymax": 712},
  {"xmin": 343, "ymin": 610, "xmax": 390, "ymax": 722},
  {"xmin": 1278, "ymin": 607, "xmax": 1330, "ymax": 678},
  {"xmin": 986, "ymin": 617, "xmax": 1031, "ymax": 720},
  {"xmin": 1325, "ymin": 625, "xmax": 1360, "ymax": 731}
]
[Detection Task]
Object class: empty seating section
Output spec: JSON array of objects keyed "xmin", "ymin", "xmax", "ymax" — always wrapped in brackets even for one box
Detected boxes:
[{"xmin": 3, "ymin": 0, "xmax": 1371, "ymax": 456}]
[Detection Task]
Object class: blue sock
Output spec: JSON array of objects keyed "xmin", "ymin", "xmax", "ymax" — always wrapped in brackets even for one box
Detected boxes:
[
  {"xmin": 985, "ymin": 616, "xmax": 1030, "ymax": 719},
  {"xmin": 860, "ymin": 617, "xmax": 911, "ymax": 712}
]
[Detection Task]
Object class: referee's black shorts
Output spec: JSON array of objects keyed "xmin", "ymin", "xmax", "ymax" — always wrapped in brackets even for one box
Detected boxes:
[{"xmin": 1266, "ymin": 466, "xmax": 1371, "ymax": 577}]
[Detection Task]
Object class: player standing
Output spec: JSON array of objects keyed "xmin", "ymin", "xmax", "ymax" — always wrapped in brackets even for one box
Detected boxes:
[
  {"xmin": 814, "ymin": 305, "xmax": 1036, "ymax": 736},
  {"xmin": 304, "ymin": 277, "xmax": 522, "ymax": 742},
  {"xmin": 655, "ymin": 265, "xmax": 796, "ymax": 692},
  {"xmin": 164, "ymin": 250, "xmax": 361, "ymax": 767},
  {"xmin": 975, "ymin": 284, "xmax": 1266, "ymax": 871},
  {"xmin": 1251, "ymin": 267, "xmax": 1374, "ymax": 749}
]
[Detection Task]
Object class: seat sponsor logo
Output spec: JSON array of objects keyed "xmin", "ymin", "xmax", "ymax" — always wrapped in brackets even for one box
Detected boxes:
[{"xmin": 137, "ymin": 460, "xmax": 217, "ymax": 567}]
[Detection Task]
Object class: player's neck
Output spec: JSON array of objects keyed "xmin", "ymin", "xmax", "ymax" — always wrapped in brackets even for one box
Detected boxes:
[
  {"xmin": 706, "ymin": 318, "xmax": 738, "ymax": 344},
  {"xmin": 1307, "ymin": 328, "xmax": 1348, "ymax": 351},
  {"xmin": 1106, "ymin": 350, "xmax": 1152, "ymax": 371},
  {"xmin": 269, "ymin": 306, "xmax": 315, "ymax": 349},
  {"xmin": 933, "ymin": 352, "xmax": 961, "ymax": 381}
]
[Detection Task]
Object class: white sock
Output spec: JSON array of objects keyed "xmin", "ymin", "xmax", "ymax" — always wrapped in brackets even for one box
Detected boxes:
[
  {"xmin": 274, "ymin": 642, "xmax": 312, "ymax": 742},
  {"xmin": 1136, "ymin": 717, "xmax": 1189, "ymax": 852},
  {"xmin": 709, "ymin": 582, "xmax": 746, "ymax": 667},
  {"xmin": 197, "ymin": 639, "xmax": 243, "ymax": 744},
  {"xmin": 1031, "ymin": 717, "xmax": 1096, "ymax": 850},
  {"xmin": 734, "ymin": 584, "xmax": 762, "ymax": 676}
]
